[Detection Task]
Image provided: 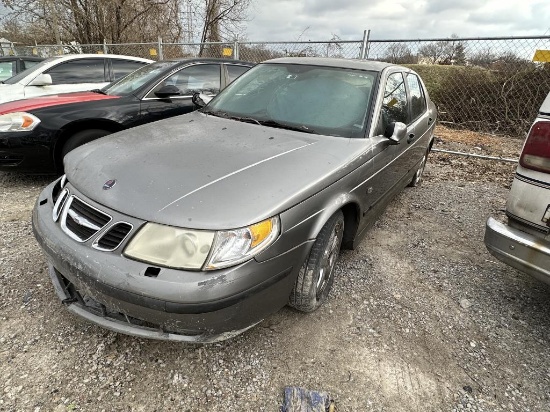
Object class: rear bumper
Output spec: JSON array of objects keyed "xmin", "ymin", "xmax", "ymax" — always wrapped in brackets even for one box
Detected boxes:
[{"xmin": 484, "ymin": 217, "xmax": 550, "ymax": 285}]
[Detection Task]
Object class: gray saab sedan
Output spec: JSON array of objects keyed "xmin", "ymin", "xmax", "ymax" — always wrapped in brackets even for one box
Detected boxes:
[{"xmin": 32, "ymin": 57, "xmax": 437, "ymax": 342}]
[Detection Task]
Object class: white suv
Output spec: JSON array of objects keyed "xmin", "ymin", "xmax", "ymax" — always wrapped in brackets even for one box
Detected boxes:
[
  {"xmin": 0, "ymin": 54, "xmax": 153, "ymax": 103},
  {"xmin": 485, "ymin": 92, "xmax": 550, "ymax": 285}
]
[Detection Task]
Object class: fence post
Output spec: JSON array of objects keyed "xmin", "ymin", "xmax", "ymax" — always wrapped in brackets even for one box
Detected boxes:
[
  {"xmin": 234, "ymin": 41, "xmax": 239, "ymax": 60},
  {"xmin": 103, "ymin": 39, "xmax": 108, "ymax": 54},
  {"xmin": 359, "ymin": 29, "xmax": 370, "ymax": 59},
  {"xmin": 158, "ymin": 36, "xmax": 164, "ymax": 60}
]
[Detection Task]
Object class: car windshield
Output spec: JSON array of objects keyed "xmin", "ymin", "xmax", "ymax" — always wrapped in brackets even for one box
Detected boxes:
[
  {"xmin": 204, "ymin": 63, "xmax": 376, "ymax": 138},
  {"xmin": 103, "ymin": 61, "xmax": 178, "ymax": 96},
  {"xmin": 3, "ymin": 56, "xmax": 60, "ymax": 84}
]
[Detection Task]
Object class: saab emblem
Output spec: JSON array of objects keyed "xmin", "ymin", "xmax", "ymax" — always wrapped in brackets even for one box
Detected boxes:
[{"xmin": 103, "ymin": 179, "xmax": 117, "ymax": 190}]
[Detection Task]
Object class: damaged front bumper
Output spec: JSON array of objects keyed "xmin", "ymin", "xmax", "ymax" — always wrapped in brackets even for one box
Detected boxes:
[{"xmin": 32, "ymin": 180, "xmax": 311, "ymax": 343}]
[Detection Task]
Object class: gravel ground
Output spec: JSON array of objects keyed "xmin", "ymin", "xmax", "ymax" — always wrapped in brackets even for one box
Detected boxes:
[{"xmin": 1, "ymin": 129, "xmax": 549, "ymax": 411}]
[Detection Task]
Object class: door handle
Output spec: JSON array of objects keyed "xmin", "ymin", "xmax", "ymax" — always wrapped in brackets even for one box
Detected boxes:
[
  {"xmin": 428, "ymin": 117, "xmax": 433, "ymax": 124},
  {"xmin": 407, "ymin": 133, "xmax": 415, "ymax": 143}
]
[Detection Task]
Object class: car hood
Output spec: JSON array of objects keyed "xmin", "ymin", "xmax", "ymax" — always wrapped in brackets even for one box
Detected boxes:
[
  {"xmin": 0, "ymin": 83, "xmax": 23, "ymax": 104},
  {"xmin": 65, "ymin": 111, "xmax": 371, "ymax": 229},
  {"xmin": 0, "ymin": 91, "xmax": 119, "ymax": 115}
]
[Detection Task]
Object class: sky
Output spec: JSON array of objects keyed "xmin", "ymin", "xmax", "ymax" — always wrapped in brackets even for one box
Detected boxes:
[{"xmin": 244, "ymin": 0, "xmax": 550, "ymax": 41}]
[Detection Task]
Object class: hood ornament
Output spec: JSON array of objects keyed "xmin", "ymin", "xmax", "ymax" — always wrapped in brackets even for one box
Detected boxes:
[{"xmin": 103, "ymin": 179, "xmax": 117, "ymax": 190}]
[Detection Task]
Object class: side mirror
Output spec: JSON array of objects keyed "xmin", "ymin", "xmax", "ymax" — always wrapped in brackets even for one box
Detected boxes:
[
  {"xmin": 155, "ymin": 84, "xmax": 181, "ymax": 99},
  {"xmin": 192, "ymin": 92, "xmax": 213, "ymax": 108},
  {"xmin": 384, "ymin": 121, "xmax": 407, "ymax": 144},
  {"xmin": 28, "ymin": 73, "xmax": 52, "ymax": 86}
]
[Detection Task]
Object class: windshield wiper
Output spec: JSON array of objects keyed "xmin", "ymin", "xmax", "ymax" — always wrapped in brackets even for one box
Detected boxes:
[
  {"xmin": 203, "ymin": 109, "xmax": 229, "ymax": 118},
  {"xmin": 91, "ymin": 89, "xmax": 107, "ymax": 95},
  {"xmin": 257, "ymin": 119, "xmax": 316, "ymax": 134},
  {"xmin": 228, "ymin": 116, "xmax": 261, "ymax": 125}
]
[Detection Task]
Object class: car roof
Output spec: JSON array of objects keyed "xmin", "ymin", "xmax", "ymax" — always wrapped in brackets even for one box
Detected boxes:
[
  {"xmin": 0, "ymin": 56, "xmax": 44, "ymax": 61},
  {"xmin": 161, "ymin": 57, "xmax": 254, "ymax": 66},
  {"xmin": 45, "ymin": 54, "xmax": 153, "ymax": 63},
  {"xmin": 263, "ymin": 57, "xmax": 399, "ymax": 72}
]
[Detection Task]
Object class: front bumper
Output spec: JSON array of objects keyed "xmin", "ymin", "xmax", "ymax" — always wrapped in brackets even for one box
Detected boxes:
[
  {"xmin": 484, "ymin": 217, "xmax": 550, "ymax": 285},
  {"xmin": 0, "ymin": 129, "xmax": 56, "ymax": 173},
  {"xmin": 32, "ymin": 181, "xmax": 312, "ymax": 342}
]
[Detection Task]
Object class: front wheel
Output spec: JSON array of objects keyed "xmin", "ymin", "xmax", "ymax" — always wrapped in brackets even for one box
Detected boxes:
[
  {"xmin": 61, "ymin": 129, "xmax": 111, "ymax": 159},
  {"xmin": 289, "ymin": 211, "xmax": 344, "ymax": 313}
]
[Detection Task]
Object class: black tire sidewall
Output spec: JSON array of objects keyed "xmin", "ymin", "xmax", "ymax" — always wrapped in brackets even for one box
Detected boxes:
[{"xmin": 61, "ymin": 129, "xmax": 111, "ymax": 159}]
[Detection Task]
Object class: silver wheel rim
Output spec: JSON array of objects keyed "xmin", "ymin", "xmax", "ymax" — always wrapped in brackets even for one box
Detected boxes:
[
  {"xmin": 414, "ymin": 154, "xmax": 427, "ymax": 185},
  {"xmin": 315, "ymin": 221, "xmax": 343, "ymax": 299}
]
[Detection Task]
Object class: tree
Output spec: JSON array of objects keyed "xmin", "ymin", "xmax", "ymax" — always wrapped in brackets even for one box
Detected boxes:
[
  {"xmin": 383, "ymin": 43, "xmax": 416, "ymax": 64},
  {"xmin": 418, "ymin": 34, "xmax": 466, "ymax": 65},
  {"xmin": 1, "ymin": 0, "xmax": 183, "ymax": 44},
  {"xmin": 0, "ymin": 0, "xmax": 252, "ymax": 56}
]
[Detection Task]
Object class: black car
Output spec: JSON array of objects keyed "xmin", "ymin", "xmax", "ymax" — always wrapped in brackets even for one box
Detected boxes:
[
  {"xmin": 0, "ymin": 58, "xmax": 253, "ymax": 173},
  {"xmin": 0, "ymin": 56, "xmax": 44, "ymax": 82}
]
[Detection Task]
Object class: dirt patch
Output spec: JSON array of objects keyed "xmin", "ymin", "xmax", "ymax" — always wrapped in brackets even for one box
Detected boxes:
[{"xmin": 1, "ymin": 129, "xmax": 549, "ymax": 411}]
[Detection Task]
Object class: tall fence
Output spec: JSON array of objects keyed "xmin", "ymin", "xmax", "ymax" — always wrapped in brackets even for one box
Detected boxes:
[{"xmin": 2, "ymin": 34, "xmax": 550, "ymax": 137}]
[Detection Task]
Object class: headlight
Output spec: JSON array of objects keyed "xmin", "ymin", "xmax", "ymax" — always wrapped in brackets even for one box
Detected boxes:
[
  {"xmin": 124, "ymin": 223, "xmax": 215, "ymax": 270},
  {"xmin": 205, "ymin": 217, "xmax": 280, "ymax": 270},
  {"xmin": 0, "ymin": 112, "xmax": 41, "ymax": 132},
  {"xmin": 124, "ymin": 217, "xmax": 280, "ymax": 271}
]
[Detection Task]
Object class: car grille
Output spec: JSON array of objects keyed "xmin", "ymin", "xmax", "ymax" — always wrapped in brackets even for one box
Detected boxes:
[
  {"xmin": 61, "ymin": 196, "xmax": 111, "ymax": 242},
  {"xmin": 94, "ymin": 222, "xmax": 133, "ymax": 251}
]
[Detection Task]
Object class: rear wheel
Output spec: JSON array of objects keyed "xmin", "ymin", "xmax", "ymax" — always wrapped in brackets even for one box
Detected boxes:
[
  {"xmin": 409, "ymin": 149, "xmax": 428, "ymax": 187},
  {"xmin": 289, "ymin": 211, "xmax": 344, "ymax": 313},
  {"xmin": 61, "ymin": 129, "xmax": 111, "ymax": 159}
]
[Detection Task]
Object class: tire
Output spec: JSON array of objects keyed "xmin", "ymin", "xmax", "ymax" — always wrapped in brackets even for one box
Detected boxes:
[
  {"xmin": 408, "ymin": 149, "xmax": 429, "ymax": 187},
  {"xmin": 289, "ymin": 210, "xmax": 344, "ymax": 313},
  {"xmin": 61, "ymin": 129, "xmax": 111, "ymax": 159}
]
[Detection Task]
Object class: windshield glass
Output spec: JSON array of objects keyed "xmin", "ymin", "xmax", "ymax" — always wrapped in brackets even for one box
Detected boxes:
[
  {"xmin": 205, "ymin": 63, "xmax": 376, "ymax": 138},
  {"xmin": 103, "ymin": 61, "xmax": 178, "ymax": 96},
  {"xmin": 3, "ymin": 56, "xmax": 60, "ymax": 84}
]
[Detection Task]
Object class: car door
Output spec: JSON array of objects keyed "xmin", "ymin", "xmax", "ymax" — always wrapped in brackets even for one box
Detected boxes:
[
  {"xmin": 139, "ymin": 63, "xmax": 222, "ymax": 124},
  {"xmin": 403, "ymin": 72, "xmax": 432, "ymax": 172},
  {"xmin": 362, "ymin": 71, "xmax": 411, "ymax": 213},
  {"xmin": 24, "ymin": 58, "xmax": 108, "ymax": 98}
]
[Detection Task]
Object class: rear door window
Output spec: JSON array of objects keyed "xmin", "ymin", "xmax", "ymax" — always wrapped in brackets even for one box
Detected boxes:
[
  {"xmin": 226, "ymin": 64, "xmax": 250, "ymax": 83},
  {"xmin": 45, "ymin": 58, "xmax": 106, "ymax": 84},
  {"xmin": 406, "ymin": 73, "xmax": 427, "ymax": 122},
  {"xmin": 0, "ymin": 61, "xmax": 16, "ymax": 81},
  {"xmin": 22, "ymin": 60, "xmax": 41, "ymax": 70},
  {"xmin": 111, "ymin": 59, "xmax": 148, "ymax": 81}
]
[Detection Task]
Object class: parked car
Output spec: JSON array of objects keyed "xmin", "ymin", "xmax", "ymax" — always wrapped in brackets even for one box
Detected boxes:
[
  {"xmin": 485, "ymin": 92, "xmax": 550, "ymax": 285},
  {"xmin": 0, "ymin": 56, "xmax": 44, "ymax": 82},
  {"xmin": 0, "ymin": 58, "xmax": 253, "ymax": 173},
  {"xmin": 32, "ymin": 57, "xmax": 437, "ymax": 342},
  {"xmin": 0, "ymin": 54, "xmax": 152, "ymax": 104}
]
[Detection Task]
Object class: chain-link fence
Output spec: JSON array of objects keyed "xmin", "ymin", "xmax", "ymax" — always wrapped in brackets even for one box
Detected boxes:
[
  {"xmin": 366, "ymin": 36, "xmax": 550, "ymax": 137},
  {"xmin": 3, "ymin": 34, "xmax": 550, "ymax": 137}
]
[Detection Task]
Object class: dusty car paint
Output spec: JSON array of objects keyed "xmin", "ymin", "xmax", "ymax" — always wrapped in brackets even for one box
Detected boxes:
[{"xmin": 33, "ymin": 57, "xmax": 436, "ymax": 342}]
